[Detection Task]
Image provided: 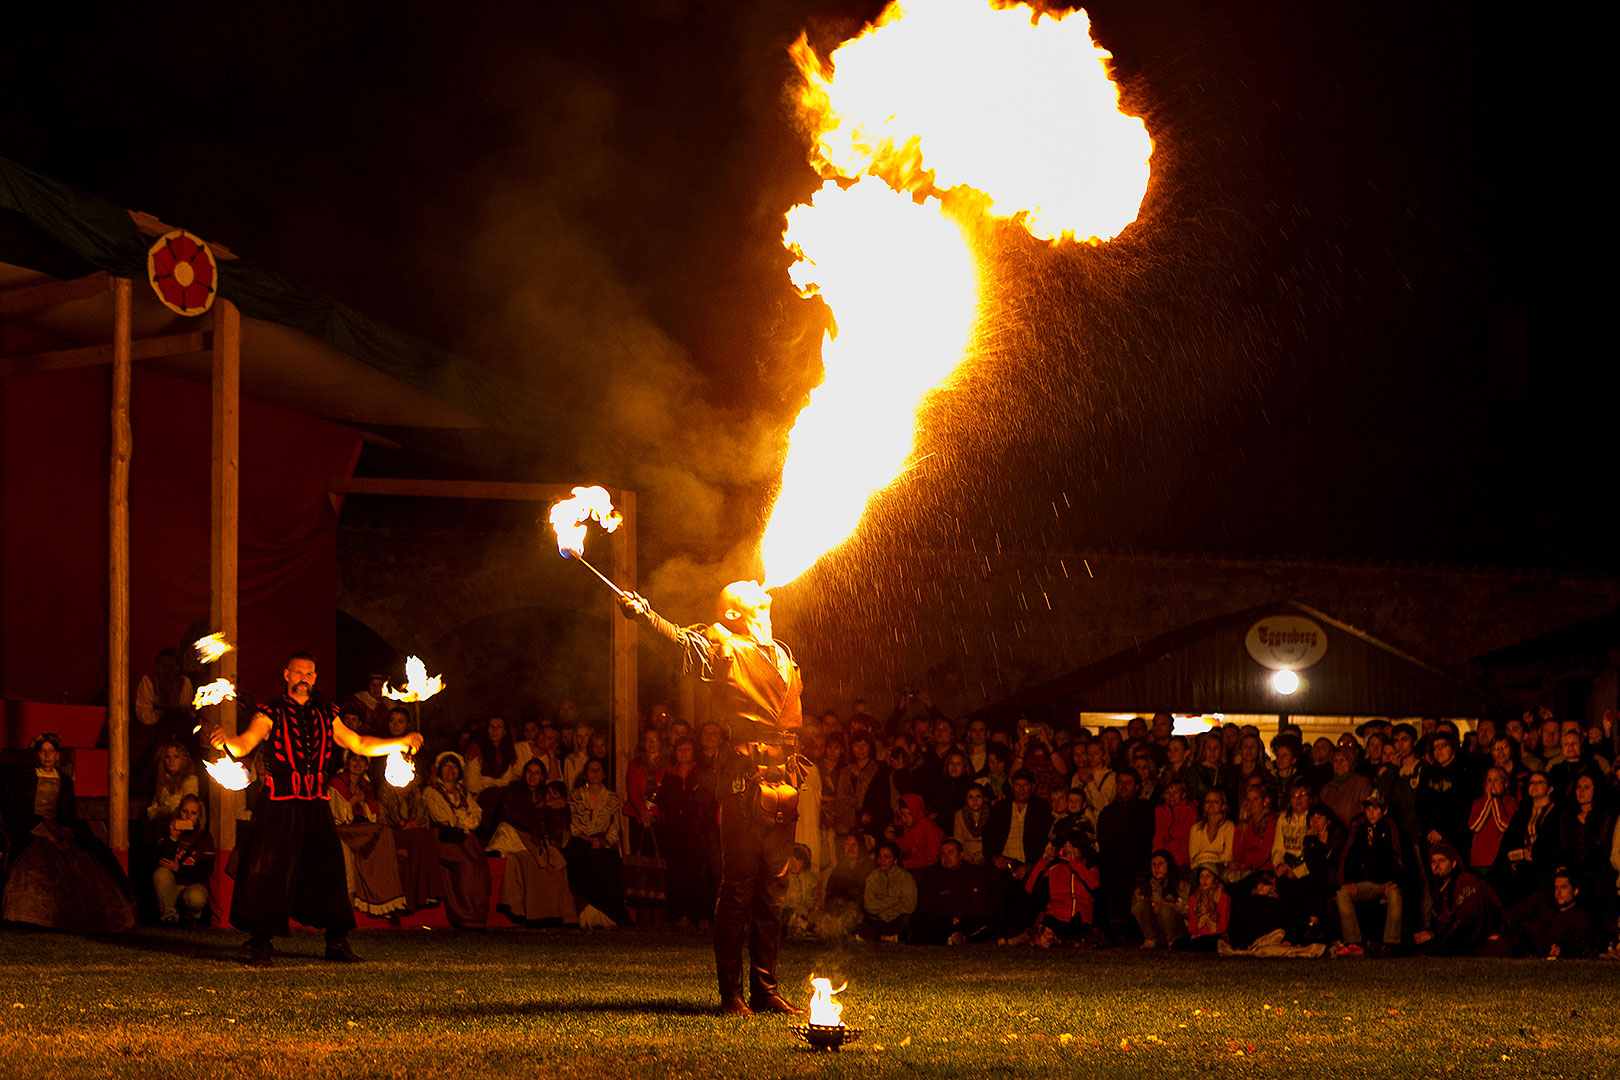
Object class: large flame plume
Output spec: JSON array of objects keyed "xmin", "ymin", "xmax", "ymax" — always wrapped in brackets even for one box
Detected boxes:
[
  {"xmin": 548, "ymin": 486, "xmax": 622, "ymax": 559},
  {"xmin": 759, "ymin": 0, "xmax": 1152, "ymax": 587},
  {"xmin": 382, "ymin": 656, "xmax": 445, "ymax": 704}
]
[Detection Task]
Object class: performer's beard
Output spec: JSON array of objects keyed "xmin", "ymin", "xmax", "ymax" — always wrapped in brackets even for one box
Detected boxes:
[{"xmin": 292, "ymin": 681, "xmax": 311, "ymax": 695}]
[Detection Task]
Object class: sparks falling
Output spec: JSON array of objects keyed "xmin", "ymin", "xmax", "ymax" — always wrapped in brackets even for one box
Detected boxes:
[{"xmin": 759, "ymin": 0, "xmax": 1153, "ymax": 587}]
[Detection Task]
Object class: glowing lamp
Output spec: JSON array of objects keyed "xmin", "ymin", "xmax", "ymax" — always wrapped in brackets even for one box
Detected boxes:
[{"xmin": 1271, "ymin": 669, "xmax": 1300, "ymax": 696}]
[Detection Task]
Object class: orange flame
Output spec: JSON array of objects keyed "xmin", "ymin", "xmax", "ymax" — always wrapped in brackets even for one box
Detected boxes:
[
  {"xmin": 760, "ymin": 0, "xmax": 1152, "ymax": 586},
  {"xmin": 192, "ymin": 632, "xmax": 233, "ymax": 665},
  {"xmin": 384, "ymin": 749, "xmax": 416, "ymax": 787},
  {"xmin": 548, "ymin": 486, "xmax": 622, "ymax": 559},
  {"xmin": 807, "ymin": 976, "xmax": 846, "ymax": 1026},
  {"xmin": 192, "ymin": 678, "xmax": 236, "ymax": 710},
  {"xmin": 382, "ymin": 656, "xmax": 445, "ymax": 703},
  {"xmin": 204, "ymin": 757, "xmax": 251, "ymax": 791}
]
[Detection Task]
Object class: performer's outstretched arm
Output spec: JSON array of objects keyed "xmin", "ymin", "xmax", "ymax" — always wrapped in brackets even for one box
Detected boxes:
[
  {"xmin": 210, "ymin": 713, "xmax": 273, "ymax": 760},
  {"xmin": 333, "ymin": 720, "xmax": 424, "ymax": 758},
  {"xmin": 618, "ymin": 591, "xmax": 718, "ymax": 680}
]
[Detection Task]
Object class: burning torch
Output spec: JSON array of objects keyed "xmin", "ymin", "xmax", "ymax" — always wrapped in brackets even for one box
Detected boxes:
[
  {"xmin": 547, "ymin": 486, "xmax": 628, "ymax": 597},
  {"xmin": 380, "ymin": 655, "xmax": 444, "ymax": 786},
  {"xmin": 189, "ymin": 634, "xmax": 252, "ymax": 790}
]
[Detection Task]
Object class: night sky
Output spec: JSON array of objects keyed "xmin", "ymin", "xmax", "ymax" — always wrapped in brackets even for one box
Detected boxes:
[{"xmin": 3, "ymin": 1, "xmax": 1593, "ymax": 585}]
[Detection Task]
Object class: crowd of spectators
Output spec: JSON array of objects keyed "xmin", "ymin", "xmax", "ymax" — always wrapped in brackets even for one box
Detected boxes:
[{"xmin": 5, "ymin": 661, "xmax": 1619, "ymax": 968}]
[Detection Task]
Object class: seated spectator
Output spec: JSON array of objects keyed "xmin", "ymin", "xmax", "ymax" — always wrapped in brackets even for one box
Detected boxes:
[
  {"xmin": 1187, "ymin": 789, "xmax": 1235, "ymax": 880},
  {"xmin": 656, "ymin": 737, "xmax": 717, "ymax": 930},
  {"xmin": 911, "ymin": 838, "xmax": 990, "ymax": 945},
  {"xmin": 1492, "ymin": 771, "xmax": 1562, "ymax": 906},
  {"xmin": 887, "ymin": 792, "xmax": 944, "ymax": 870},
  {"xmin": 1321, "ymin": 749, "xmax": 1374, "ymax": 829},
  {"xmin": 1158, "ymin": 735, "xmax": 1194, "ymax": 795},
  {"xmin": 144, "ymin": 741, "xmax": 199, "ymax": 839},
  {"xmin": 1096, "ymin": 770, "xmax": 1155, "ymax": 936},
  {"xmin": 1333, "ymin": 792, "xmax": 1404, "ymax": 957},
  {"xmin": 953, "ymin": 783, "xmax": 990, "ymax": 864},
  {"xmin": 1045, "ymin": 787, "xmax": 1083, "ymax": 848},
  {"xmin": 151, "ymin": 793, "xmax": 215, "ymax": 925},
  {"xmin": 1467, "ymin": 767, "xmax": 1518, "ymax": 877},
  {"xmin": 859, "ymin": 841, "xmax": 917, "ymax": 942},
  {"xmin": 824, "ymin": 832, "xmax": 876, "ymax": 934},
  {"xmin": 567, "ymin": 758, "xmax": 632, "ymax": 927},
  {"xmin": 782, "ymin": 843, "xmax": 819, "ymax": 939},
  {"xmin": 1025, "ymin": 835, "xmax": 1102, "ymax": 947},
  {"xmin": 1272, "ymin": 784, "xmax": 1327, "ymax": 942},
  {"xmin": 1153, "ymin": 779, "xmax": 1197, "ymax": 873},
  {"xmin": 467, "ymin": 716, "xmax": 521, "ymax": 838},
  {"xmin": 1549, "ymin": 729, "xmax": 1611, "ymax": 802},
  {"xmin": 1171, "ymin": 866, "xmax": 1230, "ymax": 952},
  {"xmin": 2, "ymin": 734, "xmax": 136, "ymax": 932},
  {"xmin": 514, "ymin": 719, "xmax": 562, "ymax": 788},
  {"xmin": 1482, "ymin": 868, "xmax": 1592, "ymax": 958},
  {"xmin": 327, "ymin": 750, "xmax": 407, "ymax": 917},
  {"xmin": 1129, "ymin": 749, "xmax": 1159, "ymax": 805},
  {"xmin": 563, "ymin": 722, "xmax": 596, "ymax": 790},
  {"xmin": 489, "ymin": 760, "xmax": 576, "ymax": 925},
  {"xmin": 1269, "ymin": 740, "xmax": 1305, "ymax": 796},
  {"xmin": 1230, "ymin": 733, "xmax": 1274, "ymax": 811},
  {"xmin": 1490, "ymin": 736, "xmax": 1529, "ymax": 798},
  {"xmin": 1132, "ymin": 849, "xmax": 1190, "ymax": 948},
  {"xmin": 1415, "ymin": 842, "xmax": 1500, "ymax": 956},
  {"xmin": 422, "ymin": 751, "xmax": 492, "ymax": 929},
  {"xmin": 1301, "ymin": 737, "xmax": 1336, "ymax": 792},
  {"xmin": 935, "ymin": 751, "xmax": 975, "ymax": 826},
  {"xmin": 369, "ymin": 707, "xmax": 417, "ymax": 791},
  {"xmin": 1226, "ymin": 785, "xmax": 1277, "ymax": 890},
  {"xmin": 1184, "ymin": 732, "xmax": 1226, "ymax": 809},
  {"xmin": 1076, "ymin": 740, "xmax": 1117, "ymax": 829},
  {"xmin": 1558, "ymin": 774, "xmax": 1615, "ymax": 909},
  {"xmin": 376, "ymin": 754, "xmax": 441, "ymax": 914}
]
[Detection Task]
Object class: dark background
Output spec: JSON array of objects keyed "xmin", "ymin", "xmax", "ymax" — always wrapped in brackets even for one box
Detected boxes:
[{"xmin": 2, "ymin": 0, "xmax": 1595, "ymax": 594}]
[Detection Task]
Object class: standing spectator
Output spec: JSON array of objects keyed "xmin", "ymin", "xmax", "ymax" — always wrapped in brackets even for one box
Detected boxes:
[
  {"xmin": 1231, "ymin": 734, "xmax": 1274, "ymax": 809},
  {"xmin": 563, "ymin": 723, "xmax": 596, "ymax": 790},
  {"xmin": 1184, "ymin": 732, "xmax": 1227, "ymax": 809},
  {"xmin": 1095, "ymin": 770, "xmax": 1155, "ymax": 936},
  {"xmin": 835, "ymin": 732, "xmax": 887, "ymax": 839},
  {"xmin": 1414, "ymin": 843, "xmax": 1500, "ymax": 956},
  {"xmin": 342, "ymin": 674, "xmax": 390, "ymax": 736},
  {"xmin": 1226, "ymin": 785, "xmax": 1277, "ymax": 890},
  {"xmin": 515, "ymin": 719, "xmax": 563, "ymax": 786},
  {"xmin": 422, "ymin": 751, "xmax": 492, "ymax": 929},
  {"xmin": 567, "ymin": 758, "xmax": 632, "ymax": 927},
  {"xmin": 983, "ymin": 769, "xmax": 1053, "ymax": 940},
  {"xmin": 1152, "ymin": 779, "xmax": 1197, "ymax": 873},
  {"xmin": 910, "ymin": 838, "xmax": 990, "ymax": 944},
  {"xmin": 657, "ymin": 737, "xmax": 718, "ymax": 930},
  {"xmin": 953, "ymin": 783, "xmax": 991, "ymax": 864},
  {"xmin": 133, "ymin": 648, "xmax": 195, "ymax": 778},
  {"xmin": 1549, "ymin": 729, "xmax": 1611, "ymax": 802},
  {"xmin": 1076, "ymin": 741, "xmax": 1116, "ymax": 830},
  {"xmin": 1558, "ymin": 774, "xmax": 1615, "ymax": 913},
  {"xmin": 963, "ymin": 718, "xmax": 992, "ymax": 777},
  {"xmin": 859, "ymin": 842, "xmax": 917, "ymax": 942},
  {"xmin": 824, "ymin": 832, "xmax": 875, "ymax": 933},
  {"xmin": 1272, "ymin": 783, "xmax": 1317, "ymax": 939},
  {"xmin": 624, "ymin": 730, "xmax": 668, "ymax": 851},
  {"xmin": 981, "ymin": 742, "xmax": 1012, "ymax": 802},
  {"xmin": 151, "ymin": 793, "xmax": 215, "ymax": 925},
  {"xmin": 935, "ymin": 751, "xmax": 975, "ymax": 827},
  {"xmin": 1466, "ymin": 767, "xmax": 1518, "ymax": 878},
  {"xmin": 1269, "ymin": 740, "xmax": 1305, "ymax": 795},
  {"xmin": 817, "ymin": 733, "xmax": 849, "ymax": 865},
  {"xmin": 1158, "ymin": 735, "xmax": 1194, "ymax": 796},
  {"xmin": 1132, "ymin": 849, "xmax": 1191, "ymax": 948},
  {"xmin": 1416, "ymin": 732, "xmax": 1474, "ymax": 857},
  {"xmin": 1186, "ymin": 790, "xmax": 1235, "ymax": 880},
  {"xmin": 1492, "ymin": 772, "xmax": 1562, "ymax": 906},
  {"xmin": 1171, "ymin": 866, "xmax": 1230, "ymax": 952},
  {"xmin": 1333, "ymin": 793, "xmax": 1404, "ymax": 957},
  {"xmin": 1490, "ymin": 736, "xmax": 1529, "ymax": 798},
  {"xmin": 1321, "ymin": 749, "xmax": 1374, "ymax": 829}
]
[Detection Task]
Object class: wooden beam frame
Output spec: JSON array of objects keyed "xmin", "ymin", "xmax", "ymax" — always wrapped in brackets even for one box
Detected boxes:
[
  {"xmin": 107, "ymin": 277, "xmax": 132, "ymax": 856},
  {"xmin": 210, "ymin": 301, "xmax": 242, "ymax": 852},
  {"xmin": 0, "ymin": 330, "xmax": 210, "ymax": 377},
  {"xmin": 0, "ymin": 272, "xmax": 111, "ymax": 319}
]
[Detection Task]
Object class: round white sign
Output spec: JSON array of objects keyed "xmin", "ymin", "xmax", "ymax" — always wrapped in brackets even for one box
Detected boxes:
[{"xmin": 1245, "ymin": 615, "xmax": 1327, "ymax": 671}]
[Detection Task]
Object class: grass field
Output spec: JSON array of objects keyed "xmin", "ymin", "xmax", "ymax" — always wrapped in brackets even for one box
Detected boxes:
[{"xmin": 1, "ymin": 926, "xmax": 1615, "ymax": 1079}]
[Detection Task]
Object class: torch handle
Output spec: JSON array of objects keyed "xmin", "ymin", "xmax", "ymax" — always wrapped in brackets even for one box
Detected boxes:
[{"xmin": 572, "ymin": 554, "xmax": 627, "ymax": 598}]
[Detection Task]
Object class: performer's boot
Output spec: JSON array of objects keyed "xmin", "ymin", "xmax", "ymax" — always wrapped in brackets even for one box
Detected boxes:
[
  {"xmin": 324, "ymin": 931, "xmax": 363, "ymax": 963},
  {"xmin": 245, "ymin": 937, "xmax": 274, "ymax": 969},
  {"xmin": 719, "ymin": 994, "xmax": 754, "ymax": 1017}
]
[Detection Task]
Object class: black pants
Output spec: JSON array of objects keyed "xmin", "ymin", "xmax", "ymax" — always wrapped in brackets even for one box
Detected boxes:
[
  {"xmin": 714, "ymin": 792, "xmax": 795, "ymax": 1003},
  {"xmin": 230, "ymin": 796, "xmax": 354, "ymax": 942}
]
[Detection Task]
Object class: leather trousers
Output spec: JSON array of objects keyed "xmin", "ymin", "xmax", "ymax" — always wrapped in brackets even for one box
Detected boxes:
[{"xmin": 713, "ymin": 790, "xmax": 796, "ymax": 1002}]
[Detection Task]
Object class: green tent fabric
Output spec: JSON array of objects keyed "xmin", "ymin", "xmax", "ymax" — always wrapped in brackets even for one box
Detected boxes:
[{"xmin": 0, "ymin": 154, "xmax": 554, "ymax": 430}]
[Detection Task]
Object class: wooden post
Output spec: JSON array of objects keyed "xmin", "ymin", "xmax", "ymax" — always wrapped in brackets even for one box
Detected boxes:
[
  {"xmin": 209, "ymin": 300, "xmax": 241, "ymax": 851},
  {"xmin": 107, "ymin": 277, "xmax": 133, "ymax": 857},
  {"xmin": 611, "ymin": 489, "xmax": 638, "ymax": 799}
]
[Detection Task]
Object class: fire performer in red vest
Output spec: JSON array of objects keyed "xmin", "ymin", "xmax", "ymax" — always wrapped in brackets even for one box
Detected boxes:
[
  {"xmin": 620, "ymin": 580, "xmax": 807, "ymax": 1016},
  {"xmin": 206, "ymin": 652, "xmax": 423, "ymax": 968}
]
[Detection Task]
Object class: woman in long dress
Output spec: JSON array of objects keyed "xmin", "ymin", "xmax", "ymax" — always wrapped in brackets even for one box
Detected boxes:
[
  {"xmin": 423, "ymin": 751, "xmax": 491, "ymax": 928},
  {"xmin": 327, "ymin": 751, "xmax": 407, "ymax": 917},
  {"xmin": 2, "ymin": 734, "xmax": 137, "ymax": 932},
  {"xmin": 566, "ymin": 758, "xmax": 632, "ymax": 926},
  {"xmin": 489, "ymin": 760, "xmax": 575, "ymax": 924}
]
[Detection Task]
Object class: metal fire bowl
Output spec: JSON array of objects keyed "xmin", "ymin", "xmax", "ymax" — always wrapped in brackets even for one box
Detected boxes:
[{"xmin": 797, "ymin": 1023, "xmax": 861, "ymax": 1051}]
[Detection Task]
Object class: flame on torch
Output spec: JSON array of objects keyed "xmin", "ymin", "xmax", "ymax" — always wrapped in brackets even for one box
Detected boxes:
[
  {"xmin": 384, "ymin": 749, "xmax": 416, "ymax": 787},
  {"xmin": 382, "ymin": 656, "xmax": 444, "ymax": 704},
  {"xmin": 760, "ymin": 0, "xmax": 1153, "ymax": 587},
  {"xmin": 548, "ymin": 486, "xmax": 622, "ymax": 559},
  {"xmin": 204, "ymin": 757, "xmax": 252, "ymax": 791},
  {"xmin": 192, "ymin": 678, "xmax": 236, "ymax": 710},
  {"xmin": 807, "ymin": 977, "xmax": 846, "ymax": 1027},
  {"xmin": 193, "ymin": 632, "xmax": 233, "ymax": 665}
]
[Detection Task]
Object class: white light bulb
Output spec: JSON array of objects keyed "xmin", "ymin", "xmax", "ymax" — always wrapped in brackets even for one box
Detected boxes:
[{"xmin": 1271, "ymin": 669, "xmax": 1300, "ymax": 695}]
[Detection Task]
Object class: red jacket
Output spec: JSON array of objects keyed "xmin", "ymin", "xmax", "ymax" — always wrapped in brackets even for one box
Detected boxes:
[
  {"xmin": 1188, "ymin": 889, "xmax": 1230, "ymax": 938},
  {"xmin": 1027, "ymin": 851, "xmax": 1101, "ymax": 925},
  {"xmin": 1153, "ymin": 802, "xmax": 1197, "ymax": 870},
  {"xmin": 895, "ymin": 793, "xmax": 944, "ymax": 869}
]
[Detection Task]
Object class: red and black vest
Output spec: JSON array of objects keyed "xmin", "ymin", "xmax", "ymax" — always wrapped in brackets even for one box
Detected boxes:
[{"xmin": 259, "ymin": 695, "xmax": 337, "ymax": 801}]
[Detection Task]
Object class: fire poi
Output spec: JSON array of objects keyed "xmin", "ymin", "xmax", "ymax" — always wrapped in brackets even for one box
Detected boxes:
[
  {"xmin": 193, "ymin": 631, "xmax": 234, "ymax": 665},
  {"xmin": 192, "ymin": 678, "xmax": 237, "ymax": 710},
  {"xmin": 381, "ymin": 655, "xmax": 443, "ymax": 786}
]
